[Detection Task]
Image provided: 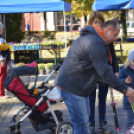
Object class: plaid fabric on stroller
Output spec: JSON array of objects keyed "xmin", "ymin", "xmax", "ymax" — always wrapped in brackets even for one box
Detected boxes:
[{"xmin": 4, "ymin": 62, "xmax": 73, "ymax": 134}]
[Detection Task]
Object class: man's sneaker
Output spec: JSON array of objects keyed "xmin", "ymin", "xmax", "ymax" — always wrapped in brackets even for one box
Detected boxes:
[{"xmin": 88, "ymin": 122, "xmax": 96, "ymax": 134}]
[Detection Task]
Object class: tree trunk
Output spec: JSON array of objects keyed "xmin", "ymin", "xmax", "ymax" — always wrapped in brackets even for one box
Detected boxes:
[{"xmin": 120, "ymin": 10, "xmax": 127, "ymax": 41}]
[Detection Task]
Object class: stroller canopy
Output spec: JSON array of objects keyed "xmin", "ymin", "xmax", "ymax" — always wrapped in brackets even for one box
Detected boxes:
[
  {"xmin": 4, "ymin": 62, "xmax": 38, "ymax": 89},
  {"xmin": 13, "ymin": 62, "xmax": 38, "ymax": 76}
]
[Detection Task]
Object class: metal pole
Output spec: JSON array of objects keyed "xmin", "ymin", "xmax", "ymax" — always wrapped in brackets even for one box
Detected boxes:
[
  {"xmin": 110, "ymin": 87, "xmax": 120, "ymax": 133},
  {"xmin": 63, "ymin": 10, "xmax": 67, "ymax": 55},
  {"xmin": 0, "ymin": 14, "xmax": 2, "ymax": 22},
  {"xmin": 70, "ymin": 12, "xmax": 73, "ymax": 40},
  {"xmin": 55, "ymin": 12, "xmax": 57, "ymax": 34},
  {"xmin": 3, "ymin": 14, "xmax": 6, "ymax": 40}
]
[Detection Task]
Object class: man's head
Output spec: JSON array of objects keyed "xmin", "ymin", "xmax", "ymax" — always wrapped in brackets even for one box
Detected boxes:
[
  {"xmin": 0, "ymin": 23, "xmax": 4, "ymax": 35},
  {"xmin": 101, "ymin": 20, "xmax": 120, "ymax": 44}
]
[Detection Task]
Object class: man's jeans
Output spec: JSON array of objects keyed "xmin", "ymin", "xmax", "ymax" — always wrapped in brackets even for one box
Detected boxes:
[
  {"xmin": 126, "ymin": 109, "xmax": 134, "ymax": 131},
  {"xmin": 60, "ymin": 89, "xmax": 90, "ymax": 134},
  {"xmin": 89, "ymin": 85, "xmax": 108, "ymax": 123}
]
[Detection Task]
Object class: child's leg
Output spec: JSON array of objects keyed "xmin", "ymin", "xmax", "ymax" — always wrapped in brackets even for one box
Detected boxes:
[
  {"xmin": 0, "ymin": 63, "xmax": 7, "ymax": 96},
  {"xmin": 126, "ymin": 108, "xmax": 134, "ymax": 131}
]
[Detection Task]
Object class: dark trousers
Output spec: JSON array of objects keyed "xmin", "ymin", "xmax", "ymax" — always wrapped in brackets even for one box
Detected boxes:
[
  {"xmin": 89, "ymin": 84, "xmax": 108, "ymax": 123},
  {"xmin": 126, "ymin": 108, "xmax": 134, "ymax": 131},
  {"xmin": 0, "ymin": 63, "xmax": 7, "ymax": 96}
]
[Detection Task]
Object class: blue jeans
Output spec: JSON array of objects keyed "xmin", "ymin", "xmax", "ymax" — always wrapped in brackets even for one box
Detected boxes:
[
  {"xmin": 126, "ymin": 109, "xmax": 134, "ymax": 131},
  {"xmin": 89, "ymin": 84, "xmax": 108, "ymax": 123},
  {"xmin": 60, "ymin": 89, "xmax": 90, "ymax": 134}
]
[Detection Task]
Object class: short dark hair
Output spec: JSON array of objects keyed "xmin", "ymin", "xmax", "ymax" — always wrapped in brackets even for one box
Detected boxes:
[{"xmin": 101, "ymin": 20, "xmax": 119, "ymax": 31}]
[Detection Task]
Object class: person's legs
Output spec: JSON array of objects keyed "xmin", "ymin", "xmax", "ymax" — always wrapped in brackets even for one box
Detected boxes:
[
  {"xmin": 126, "ymin": 108, "xmax": 134, "ymax": 131},
  {"xmin": 98, "ymin": 84, "xmax": 108, "ymax": 122},
  {"xmin": 88, "ymin": 89, "xmax": 96, "ymax": 133},
  {"xmin": 0, "ymin": 63, "xmax": 7, "ymax": 97},
  {"xmin": 60, "ymin": 89, "xmax": 90, "ymax": 134},
  {"xmin": 89, "ymin": 89, "xmax": 96, "ymax": 123},
  {"xmin": 98, "ymin": 85, "xmax": 112, "ymax": 134}
]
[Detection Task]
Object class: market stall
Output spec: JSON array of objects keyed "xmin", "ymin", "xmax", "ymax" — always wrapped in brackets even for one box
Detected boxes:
[
  {"xmin": 9, "ymin": 42, "xmax": 66, "ymax": 65},
  {"xmin": 0, "ymin": 0, "xmax": 71, "ymax": 64}
]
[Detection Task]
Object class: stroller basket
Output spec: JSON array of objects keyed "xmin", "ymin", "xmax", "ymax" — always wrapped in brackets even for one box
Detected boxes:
[
  {"xmin": 28, "ymin": 109, "xmax": 63, "ymax": 131},
  {"xmin": 4, "ymin": 62, "xmax": 49, "ymax": 113}
]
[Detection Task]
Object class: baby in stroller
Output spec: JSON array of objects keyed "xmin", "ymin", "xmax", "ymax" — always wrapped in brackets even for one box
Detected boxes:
[{"xmin": 4, "ymin": 62, "xmax": 73, "ymax": 134}]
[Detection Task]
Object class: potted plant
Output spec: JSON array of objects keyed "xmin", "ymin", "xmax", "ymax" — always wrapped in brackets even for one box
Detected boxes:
[
  {"xmin": 44, "ymin": 63, "xmax": 53, "ymax": 75},
  {"xmin": 38, "ymin": 63, "xmax": 45, "ymax": 75},
  {"xmin": 42, "ymin": 42, "xmax": 50, "ymax": 49}
]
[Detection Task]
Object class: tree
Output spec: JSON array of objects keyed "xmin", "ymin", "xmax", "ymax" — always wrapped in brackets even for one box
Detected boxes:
[
  {"xmin": 64, "ymin": 0, "xmax": 94, "ymax": 18},
  {"xmin": 103, "ymin": 10, "xmax": 127, "ymax": 41},
  {"xmin": 120, "ymin": 10, "xmax": 127, "ymax": 41},
  {"xmin": 65, "ymin": 0, "xmax": 127, "ymax": 40},
  {"xmin": 5, "ymin": 13, "xmax": 25, "ymax": 42}
]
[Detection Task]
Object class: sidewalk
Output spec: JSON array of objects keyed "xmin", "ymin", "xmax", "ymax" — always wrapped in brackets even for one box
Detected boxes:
[
  {"xmin": 0, "ymin": 94, "xmax": 127, "ymax": 134},
  {"xmin": 0, "ymin": 75, "xmax": 128, "ymax": 134}
]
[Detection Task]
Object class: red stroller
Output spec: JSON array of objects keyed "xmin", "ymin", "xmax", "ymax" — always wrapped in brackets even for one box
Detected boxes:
[{"xmin": 4, "ymin": 62, "xmax": 73, "ymax": 134}]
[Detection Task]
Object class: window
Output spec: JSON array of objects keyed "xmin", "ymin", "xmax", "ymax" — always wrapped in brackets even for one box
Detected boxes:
[
  {"xmin": 56, "ymin": 12, "xmax": 81, "ymax": 32},
  {"xmin": 132, "ymin": 23, "xmax": 134, "ymax": 28},
  {"xmin": 126, "ymin": 22, "xmax": 130, "ymax": 28}
]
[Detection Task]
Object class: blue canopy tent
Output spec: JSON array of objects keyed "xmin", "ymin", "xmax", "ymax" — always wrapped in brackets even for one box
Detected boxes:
[
  {"xmin": 0, "ymin": 0, "xmax": 71, "ymax": 13},
  {"xmin": 92, "ymin": 0, "xmax": 134, "ymax": 42},
  {"xmin": 92, "ymin": 0, "xmax": 134, "ymax": 11},
  {"xmin": 0, "ymin": 0, "xmax": 71, "ymax": 52}
]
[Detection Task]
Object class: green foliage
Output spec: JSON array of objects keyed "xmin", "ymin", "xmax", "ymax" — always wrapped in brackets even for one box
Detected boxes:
[
  {"xmin": 5, "ymin": 13, "xmax": 25, "ymax": 42},
  {"xmin": 24, "ymin": 31, "xmax": 56, "ymax": 39},
  {"xmin": 38, "ymin": 63, "xmax": 45, "ymax": 71},
  {"xmin": 44, "ymin": 63, "xmax": 54, "ymax": 70},
  {"xmin": 64, "ymin": 0, "xmax": 94, "ymax": 18},
  {"xmin": 64, "ymin": 0, "xmax": 72, "ymax": 3},
  {"xmin": 43, "ymin": 31, "xmax": 56, "ymax": 39},
  {"xmin": 102, "ymin": 11, "xmax": 119, "ymax": 21},
  {"xmin": 121, "ymin": 10, "xmax": 127, "ymax": 41}
]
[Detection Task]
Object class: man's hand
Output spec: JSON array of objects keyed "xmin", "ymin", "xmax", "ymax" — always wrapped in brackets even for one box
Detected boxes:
[
  {"xmin": 125, "ymin": 87, "xmax": 134, "ymax": 101},
  {"xmin": 125, "ymin": 76, "xmax": 132, "ymax": 84}
]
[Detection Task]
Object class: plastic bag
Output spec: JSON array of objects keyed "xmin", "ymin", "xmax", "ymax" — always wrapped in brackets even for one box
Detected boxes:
[{"xmin": 47, "ymin": 87, "xmax": 62, "ymax": 102}]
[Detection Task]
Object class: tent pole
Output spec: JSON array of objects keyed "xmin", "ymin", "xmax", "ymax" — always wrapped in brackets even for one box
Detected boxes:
[
  {"xmin": 63, "ymin": 10, "xmax": 67, "ymax": 55},
  {"xmin": 3, "ymin": 14, "xmax": 6, "ymax": 40},
  {"xmin": 0, "ymin": 14, "xmax": 1, "ymax": 22},
  {"xmin": 70, "ymin": 12, "xmax": 73, "ymax": 40}
]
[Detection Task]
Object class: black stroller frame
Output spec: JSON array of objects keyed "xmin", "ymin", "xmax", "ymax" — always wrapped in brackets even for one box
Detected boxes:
[{"xmin": 7, "ymin": 63, "xmax": 73, "ymax": 134}]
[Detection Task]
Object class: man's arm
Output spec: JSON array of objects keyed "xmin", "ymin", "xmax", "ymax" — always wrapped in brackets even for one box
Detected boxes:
[{"xmin": 87, "ymin": 42, "xmax": 128, "ymax": 94}]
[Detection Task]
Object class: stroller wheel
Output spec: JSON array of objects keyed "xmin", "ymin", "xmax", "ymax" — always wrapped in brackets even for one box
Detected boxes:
[
  {"xmin": 49, "ymin": 116, "xmax": 63, "ymax": 132},
  {"xmin": 56, "ymin": 122, "xmax": 73, "ymax": 134}
]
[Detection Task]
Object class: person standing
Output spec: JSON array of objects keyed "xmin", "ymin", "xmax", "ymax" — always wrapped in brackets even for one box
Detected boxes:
[
  {"xmin": 0, "ymin": 23, "xmax": 11, "ymax": 98},
  {"xmin": 119, "ymin": 49, "xmax": 134, "ymax": 132},
  {"xmin": 88, "ymin": 11, "xmax": 119, "ymax": 134},
  {"xmin": 55, "ymin": 20, "xmax": 134, "ymax": 134}
]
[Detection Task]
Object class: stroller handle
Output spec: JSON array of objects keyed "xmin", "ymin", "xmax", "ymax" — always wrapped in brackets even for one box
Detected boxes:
[
  {"xmin": 37, "ymin": 61, "xmax": 63, "ymax": 89},
  {"xmin": 55, "ymin": 64, "xmax": 61, "ymax": 71},
  {"xmin": 54, "ymin": 60, "xmax": 63, "ymax": 71}
]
